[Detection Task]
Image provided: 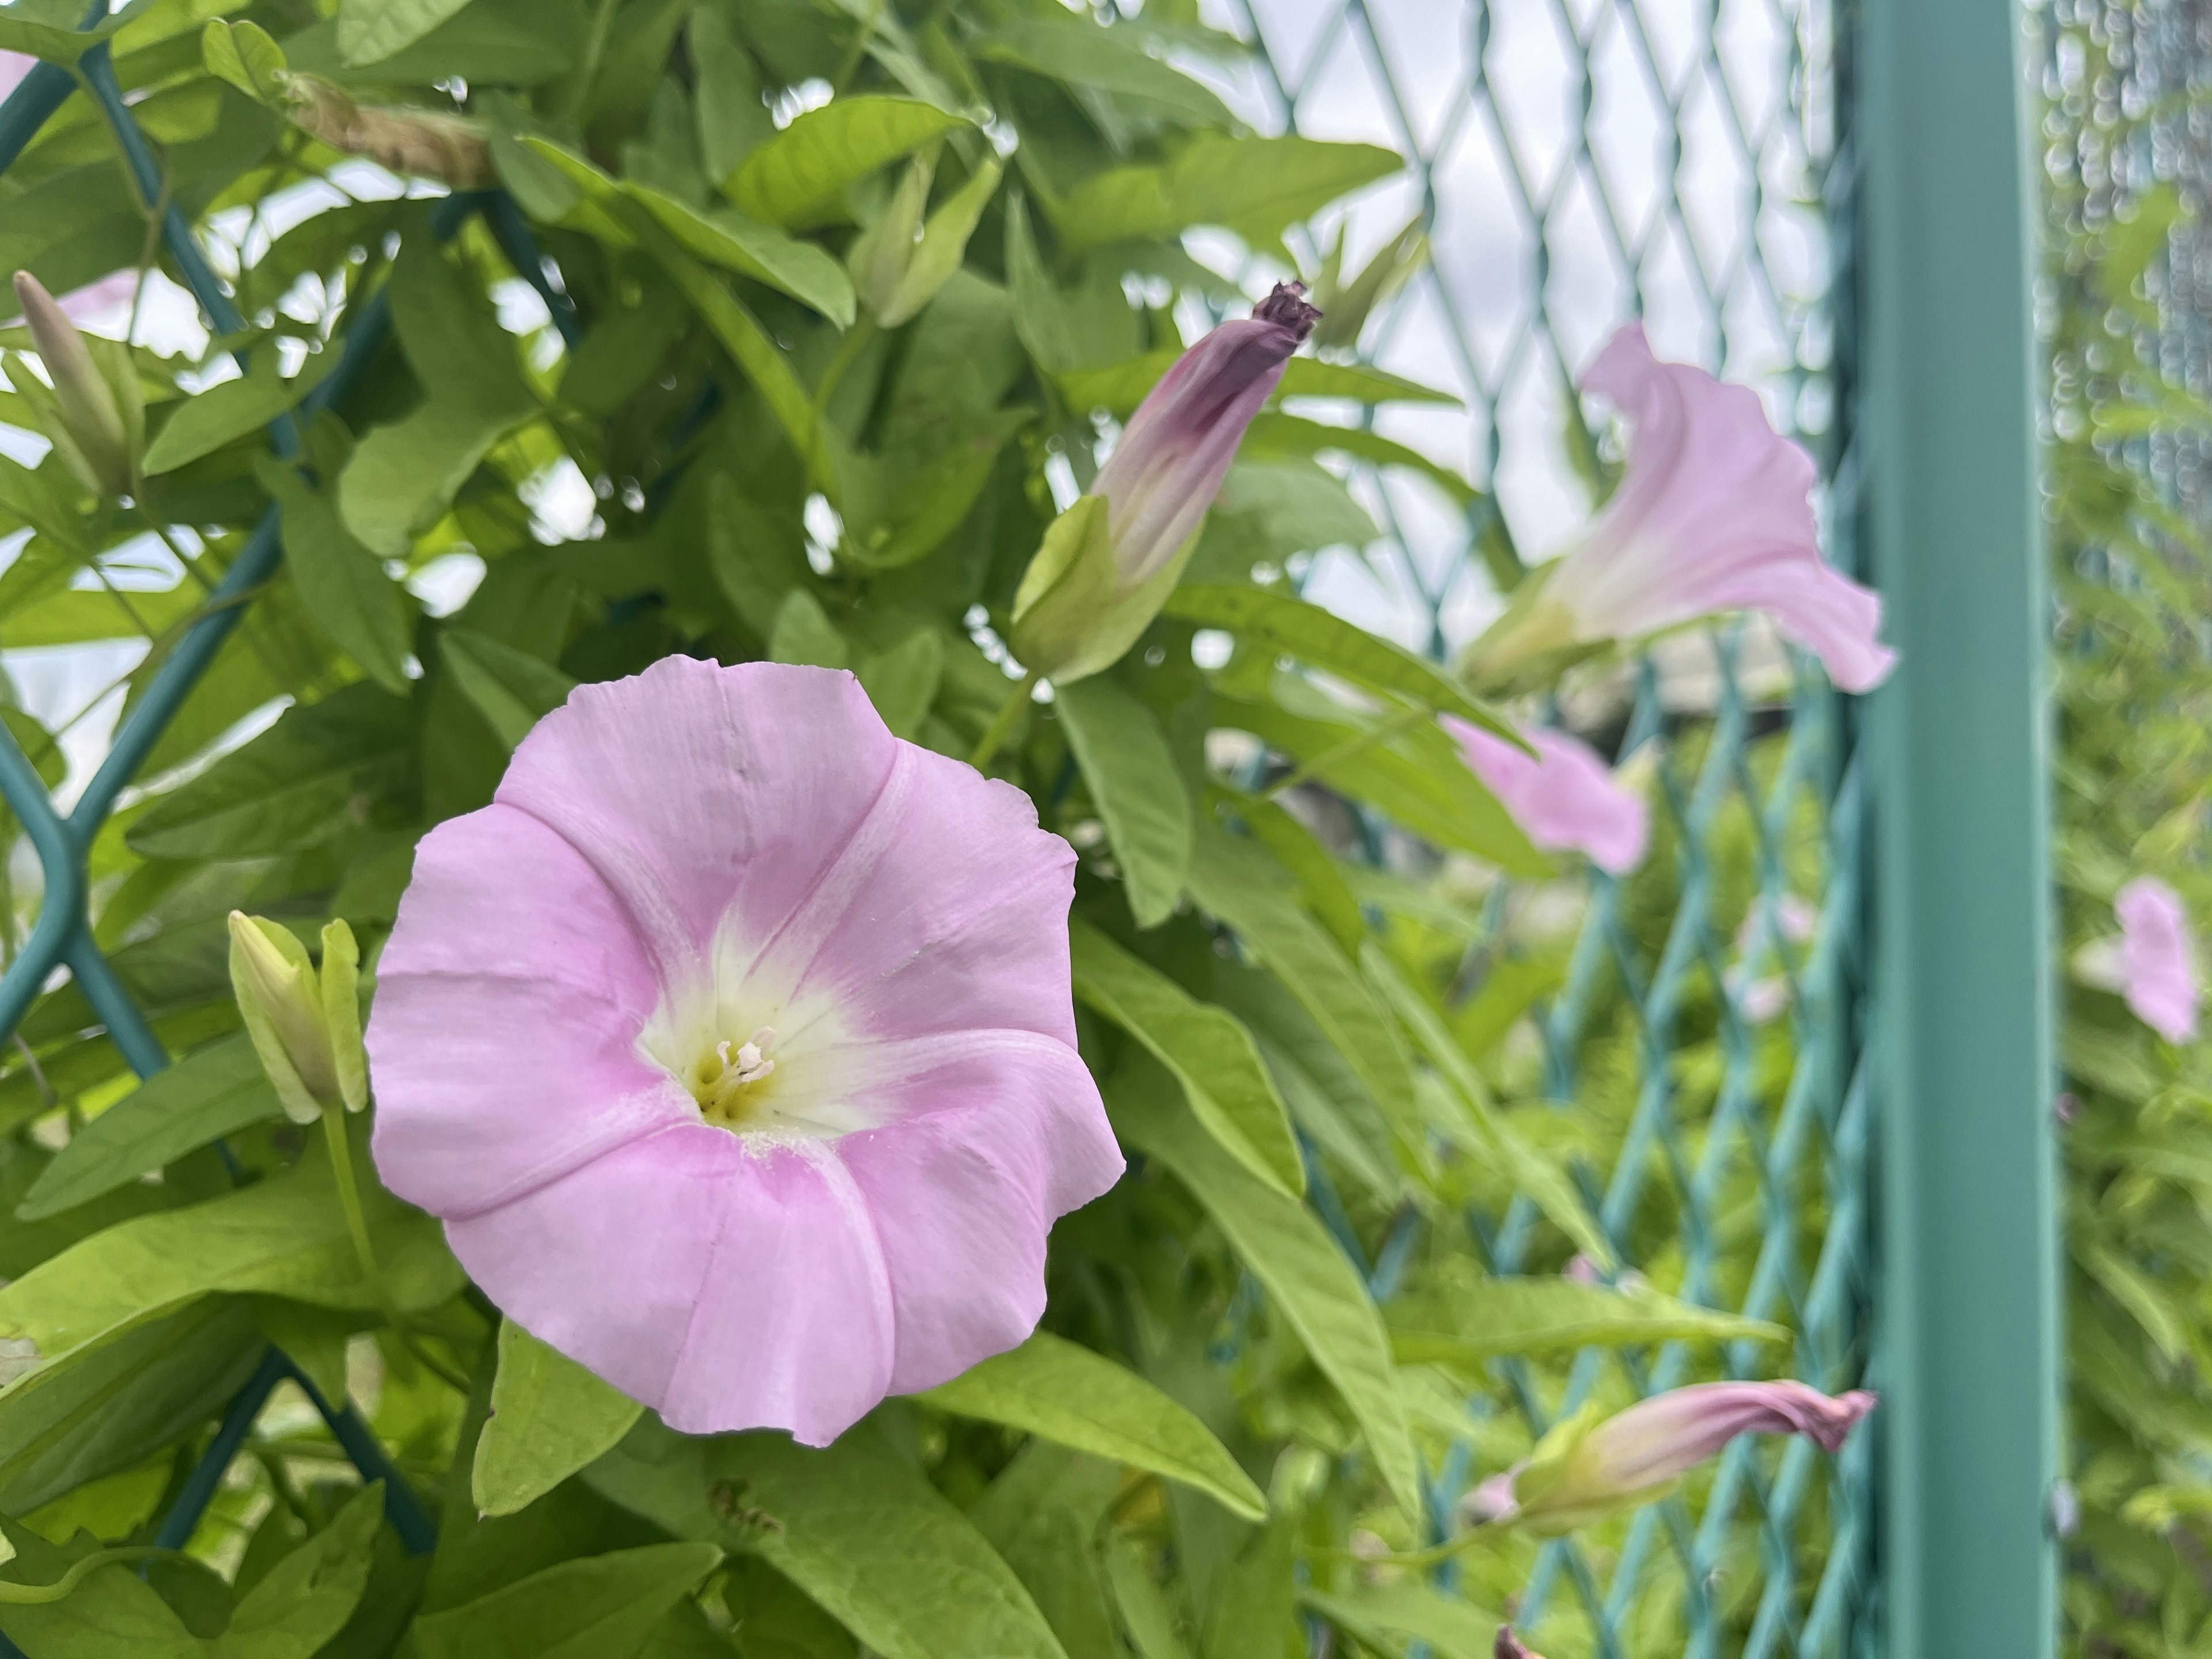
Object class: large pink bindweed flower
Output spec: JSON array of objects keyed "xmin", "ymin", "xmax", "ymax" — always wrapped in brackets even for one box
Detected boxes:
[
  {"xmin": 1459, "ymin": 1379, "xmax": 1875, "ymax": 1536},
  {"xmin": 1463, "ymin": 325, "xmax": 1895, "ymax": 695},
  {"xmin": 1447, "ymin": 715, "xmax": 1648, "ymax": 876},
  {"xmin": 1012, "ymin": 283, "xmax": 1321, "ymax": 684},
  {"xmin": 367, "ymin": 657, "xmax": 1125, "ymax": 1444},
  {"xmin": 2116, "ymin": 876, "xmax": 2199, "ymax": 1043}
]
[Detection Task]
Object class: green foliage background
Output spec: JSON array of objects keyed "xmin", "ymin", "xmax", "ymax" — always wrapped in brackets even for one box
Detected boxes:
[{"xmin": 0, "ymin": 1, "xmax": 1869, "ymax": 1655}]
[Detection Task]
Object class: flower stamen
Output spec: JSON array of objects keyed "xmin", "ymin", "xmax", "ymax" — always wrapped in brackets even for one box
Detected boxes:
[{"xmin": 694, "ymin": 1027, "xmax": 779, "ymax": 1125}]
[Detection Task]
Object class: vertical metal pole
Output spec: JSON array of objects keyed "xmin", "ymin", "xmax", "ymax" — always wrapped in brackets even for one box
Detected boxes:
[{"xmin": 1859, "ymin": 0, "xmax": 2059, "ymax": 1653}]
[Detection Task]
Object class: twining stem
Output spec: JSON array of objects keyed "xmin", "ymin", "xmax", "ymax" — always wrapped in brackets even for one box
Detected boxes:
[
  {"xmin": 812, "ymin": 315, "xmax": 878, "ymax": 414},
  {"xmin": 1309, "ymin": 1526, "xmax": 1500, "ymax": 1573},
  {"xmin": 1263, "ymin": 700, "xmax": 1433, "ymax": 800},
  {"xmin": 321, "ymin": 1104, "xmax": 469, "ymax": 1393},
  {"xmin": 0, "ymin": 1547, "xmax": 176, "ymax": 1604},
  {"xmin": 969, "ymin": 669, "xmax": 1040, "ymax": 772}
]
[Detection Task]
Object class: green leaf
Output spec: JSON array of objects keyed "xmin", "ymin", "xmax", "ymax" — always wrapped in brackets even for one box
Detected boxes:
[
  {"xmin": 727, "ymin": 96, "xmax": 971, "ymax": 229},
  {"xmin": 675, "ymin": 1426, "xmax": 1073, "ymax": 1659},
  {"xmin": 199, "ymin": 20, "xmax": 289, "ymax": 110},
  {"xmin": 1109, "ymin": 1063, "xmax": 1422, "ymax": 1518},
  {"xmin": 1243, "ymin": 411, "xmax": 1477, "ymax": 507},
  {"xmin": 145, "ymin": 353, "xmax": 334, "ymax": 475},
  {"xmin": 967, "ymin": 1445, "xmax": 1123, "ymax": 1659},
  {"xmin": 16, "ymin": 1036, "xmax": 278, "ymax": 1221},
  {"xmin": 856, "ymin": 628, "xmax": 942, "ymax": 739},
  {"xmin": 1055, "ymin": 677, "xmax": 1192, "ymax": 930},
  {"xmin": 336, "ymin": 0, "xmax": 475, "ymax": 66},
  {"xmin": 975, "ymin": 20, "xmax": 1233, "ymax": 127},
  {"xmin": 441, "ymin": 627, "xmax": 577, "ymax": 751},
  {"xmin": 1361, "ymin": 943, "xmax": 1613, "ymax": 1268},
  {"xmin": 1101, "ymin": 1536, "xmax": 1192, "ymax": 1659},
  {"xmin": 259, "ymin": 457, "xmax": 414, "ymax": 695},
  {"xmin": 1299, "ymin": 1582, "xmax": 1503, "ymax": 1659},
  {"xmin": 127, "ymin": 683, "xmax": 414, "ymax": 861},
  {"xmin": 767, "ymin": 588, "xmax": 850, "ymax": 669},
  {"xmin": 0, "ymin": 1130, "xmax": 460, "ymax": 1408},
  {"xmin": 409, "ymin": 1543, "xmax": 723, "ymax": 1659},
  {"xmin": 1211, "ymin": 684, "xmax": 1547, "ymax": 876},
  {"xmin": 690, "ymin": 6, "xmax": 773, "ymax": 183},
  {"xmin": 1165, "ymin": 585, "xmax": 1516, "ymax": 737},
  {"xmin": 1385, "ymin": 1275, "xmax": 1785, "ymax": 1369},
  {"xmin": 1184, "ymin": 825, "xmax": 1419, "ymax": 1156},
  {"xmin": 521, "ymin": 140, "xmax": 857, "ymax": 325},
  {"xmin": 0, "ymin": 1301, "xmax": 262, "ymax": 1517},
  {"xmin": 1070, "ymin": 920, "xmax": 1300, "ymax": 1198},
  {"xmin": 1052, "ymin": 135, "xmax": 1400, "ymax": 255},
  {"xmin": 922, "ymin": 1331, "xmax": 1266, "ymax": 1521},
  {"xmin": 1059, "ymin": 351, "xmax": 1459, "ymax": 419},
  {"xmin": 474, "ymin": 1320, "xmax": 645, "ymax": 1520}
]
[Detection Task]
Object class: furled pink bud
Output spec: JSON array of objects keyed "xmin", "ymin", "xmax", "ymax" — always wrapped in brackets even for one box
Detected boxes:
[
  {"xmin": 1447, "ymin": 716, "xmax": 1648, "ymax": 876},
  {"xmin": 2117, "ymin": 876, "xmax": 2199, "ymax": 1043},
  {"xmin": 1460, "ymin": 1380, "xmax": 1875, "ymax": 1536},
  {"xmin": 1010, "ymin": 284, "xmax": 1320, "ymax": 683},
  {"xmin": 1462, "ymin": 325, "xmax": 1895, "ymax": 695},
  {"xmin": 1495, "ymin": 1630, "xmax": 1545, "ymax": 1659}
]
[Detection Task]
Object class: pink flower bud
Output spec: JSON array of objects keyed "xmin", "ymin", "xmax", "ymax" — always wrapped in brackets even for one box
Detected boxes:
[
  {"xmin": 1011, "ymin": 285, "xmax": 1319, "ymax": 683},
  {"xmin": 1461, "ymin": 1380, "xmax": 1876, "ymax": 1536},
  {"xmin": 1447, "ymin": 716, "xmax": 1648, "ymax": 875},
  {"xmin": 2116, "ymin": 876, "xmax": 2199, "ymax": 1043},
  {"xmin": 1495, "ymin": 1629, "xmax": 1545, "ymax": 1659},
  {"xmin": 1464, "ymin": 325, "xmax": 1894, "ymax": 695}
]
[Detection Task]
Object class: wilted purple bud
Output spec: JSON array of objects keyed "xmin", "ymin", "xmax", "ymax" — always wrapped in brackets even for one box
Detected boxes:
[
  {"xmin": 12, "ymin": 271, "xmax": 139, "ymax": 497},
  {"xmin": 1460, "ymin": 1380, "xmax": 1876, "ymax": 1536},
  {"xmin": 1010, "ymin": 285, "xmax": 1320, "ymax": 683},
  {"xmin": 1494, "ymin": 1629, "xmax": 1544, "ymax": 1659}
]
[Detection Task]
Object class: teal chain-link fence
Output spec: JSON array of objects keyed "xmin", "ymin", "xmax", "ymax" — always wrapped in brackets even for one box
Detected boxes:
[{"xmin": 1216, "ymin": 0, "xmax": 1877, "ymax": 1650}]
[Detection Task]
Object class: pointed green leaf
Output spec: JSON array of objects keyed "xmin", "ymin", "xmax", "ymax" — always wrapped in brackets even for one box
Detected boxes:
[
  {"xmin": 441, "ymin": 627, "xmax": 577, "ymax": 751},
  {"xmin": 767, "ymin": 588, "xmax": 850, "ymax": 669},
  {"xmin": 1070, "ymin": 919, "xmax": 1300, "ymax": 1197},
  {"xmin": 1053, "ymin": 135, "xmax": 1400, "ymax": 255},
  {"xmin": 1362, "ymin": 942, "xmax": 1613, "ymax": 1268},
  {"xmin": 260, "ymin": 457, "xmax": 414, "ymax": 694},
  {"xmin": 410, "ymin": 1543, "xmax": 723, "ymax": 1659},
  {"xmin": 1055, "ymin": 677, "xmax": 1192, "ymax": 929},
  {"xmin": 1060, "ymin": 352, "xmax": 1459, "ymax": 419},
  {"xmin": 707, "ymin": 1426, "xmax": 1072, "ymax": 1659},
  {"xmin": 149, "ymin": 354, "xmax": 332, "ymax": 472},
  {"xmin": 0, "ymin": 1131, "xmax": 461, "ymax": 1408},
  {"xmin": 16, "ymin": 1035, "xmax": 278, "ymax": 1221},
  {"xmin": 1109, "ymin": 1063, "xmax": 1422, "ymax": 1518},
  {"xmin": 922, "ymin": 1331, "xmax": 1266, "ymax": 1521},
  {"xmin": 473, "ymin": 1320, "xmax": 645, "ymax": 1518},
  {"xmin": 1385, "ymin": 1274, "xmax": 1785, "ymax": 1369},
  {"xmin": 1165, "ymin": 585, "xmax": 1516, "ymax": 738},
  {"xmin": 336, "ymin": 0, "xmax": 476, "ymax": 66},
  {"xmin": 1300, "ymin": 1581, "xmax": 1503, "ymax": 1659},
  {"xmin": 728, "ymin": 97, "xmax": 971, "ymax": 228},
  {"xmin": 1184, "ymin": 825, "xmax": 1420, "ymax": 1155}
]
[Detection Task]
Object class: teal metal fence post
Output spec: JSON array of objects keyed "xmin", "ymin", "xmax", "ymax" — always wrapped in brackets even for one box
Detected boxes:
[{"xmin": 1859, "ymin": 0, "xmax": 2061, "ymax": 1651}]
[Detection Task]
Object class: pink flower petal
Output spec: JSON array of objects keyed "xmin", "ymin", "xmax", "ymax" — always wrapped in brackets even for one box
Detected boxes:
[
  {"xmin": 369, "ymin": 805, "xmax": 688, "ymax": 1218},
  {"xmin": 491, "ymin": 656, "xmax": 899, "ymax": 987},
  {"xmin": 831, "ymin": 1032, "xmax": 1122, "ymax": 1393},
  {"xmin": 1449, "ymin": 718, "xmax": 1649, "ymax": 875},
  {"xmin": 1548, "ymin": 325, "xmax": 1896, "ymax": 693},
  {"xmin": 2117, "ymin": 876, "xmax": 2199, "ymax": 1043},
  {"xmin": 444, "ymin": 1127, "xmax": 898, "ymax": 1444},
  {"xmin": 368, "ymin": 657, "xmax": 1123, "ymax": 1442}
]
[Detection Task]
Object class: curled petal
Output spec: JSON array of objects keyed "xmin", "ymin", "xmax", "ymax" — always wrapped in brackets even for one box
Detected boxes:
[
  {"xmin": 1475, "ymin": 325, "xmax": 1895, "ymax": 693},
  {"xmin": 2117, "ymin": 876, "xmax": 2199, "ymax": 1043},
  {"xmin": 1449, "ymin": 717, "xmax": 1648, "ymax": 876}
]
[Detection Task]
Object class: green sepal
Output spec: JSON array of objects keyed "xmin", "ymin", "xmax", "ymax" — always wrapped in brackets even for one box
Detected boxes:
[{"xmin": 320, "ymin": 918, "xmax": 368, "ymax": 1114}]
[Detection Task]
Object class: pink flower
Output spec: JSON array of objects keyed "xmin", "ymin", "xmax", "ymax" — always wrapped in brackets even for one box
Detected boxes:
[
  {"xmin": 1447, "ymin": 717, "xmax": 1648, "ymax": 876},
  {"xmin": 1465, "ymin": 325, "xmax": 1894, "ymax": 694},
  {"xmin": 2117, "ymin": 876, "xmax": 2199, "ymax": 1043},
  {"xmin": 1012, "ymin": 284, "xmax": 1320, "ymax": 683},
  {"xmin": 366, "ymin": 657, "xmax": 1124, "ymax": 1444},
  {"xmin": 1728, "ymin": 893, "xmax": 1818, "ymax": 1025},
  {"xmin": 1460, "ymin": 1380, "xmax": 1875, "ymax": 1535}
]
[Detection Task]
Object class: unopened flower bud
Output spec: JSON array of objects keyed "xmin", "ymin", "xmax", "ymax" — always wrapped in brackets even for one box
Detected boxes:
[
  {"xmin": 12, "ymin": 271, "xmax": 140, "ymax": 497},
  {"xmin": 1460, "ymin": 1380, "xmax": 1876, "ymax": 1537},
  {"xmin": 229, "ymin": 911, "xmax": 366, "ymax": 1123},
  {"xmin": 1494, "ymin": 1630, "xmax": 1544, "ymax": 1659},
  {"xmin": 1010, "ymin": 283, "xmax": 1320, "ymax": 684}
]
